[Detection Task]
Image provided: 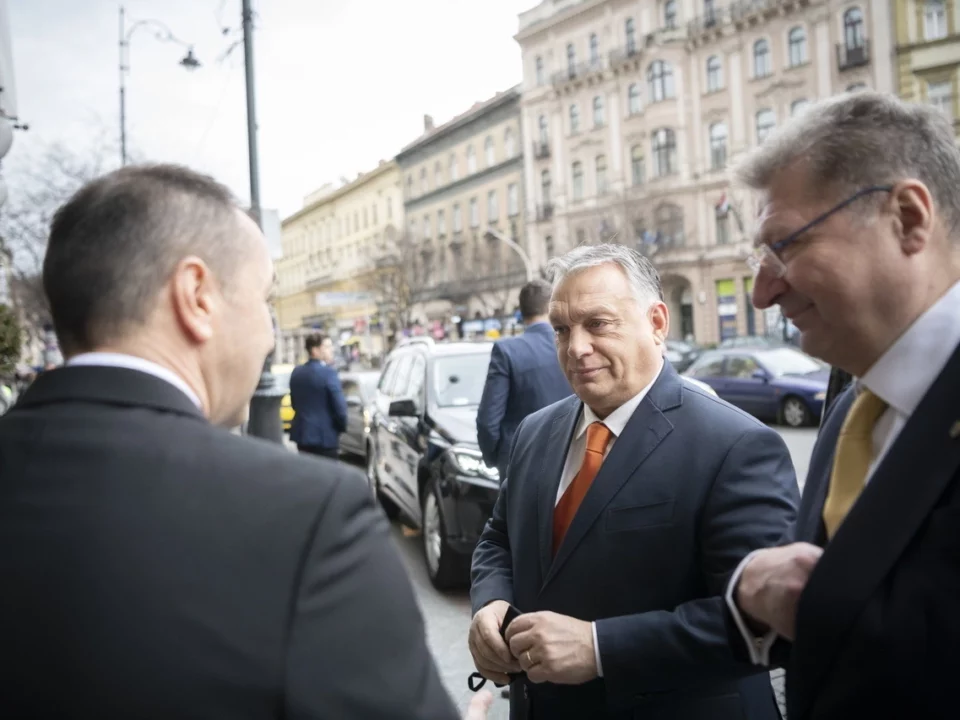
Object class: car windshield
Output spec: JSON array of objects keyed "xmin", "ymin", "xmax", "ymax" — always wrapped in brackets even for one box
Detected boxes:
[
  {"xmin": 757, "ymin": 348, "xmax": 823, "ymax": 377},
  {"xmin": 433, "ymin": 351, "xmax": 492, "ymax": 407}
]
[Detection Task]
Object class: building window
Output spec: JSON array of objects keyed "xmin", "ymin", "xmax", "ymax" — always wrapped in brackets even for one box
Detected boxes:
[
  {"xmin": 572, "ymin": 161, "xmax": 584, "ymax": 200},
  {"xmin": 928, "ymin": 80, "xmax": 954, "ymax": 121},
  {"xmin": 756, "ymin": 108, "xmax": 776, "ymax": 143},
  {"xmin": 593, "ymin": 96, "xmax": 605, "ymax": 127},
  {"xmin": 567, "ymin": 43, "xmax": 576, "ymax": 78},
  {"xmin": 715, "ymin": 208, "xmax": 730, "ymax": 245},
  {"xmin": 505, "ymin": 128, "xmax": 516, "ymax": 158},
  {"xmin": 925, "ymin": 0, "xmax": 947, "ymax": 41},
  {"xmin": 706, "ymin": 55, "xmax": 722, "ymax": 92},
  {"xmin": 753, "ymin": 39, "xmax": 772, "ymax": 77},
  {"xmin": 569, "ymin": 104, "xmax": 580, "ymax": 134},
  {"xmin": 589, "ymin": 33, "xmax": 600, "ymax": 66},
  {"xmin": 406, "ymin": 175, "xmax": 413, "ymax": 197},
  {"xmin": 453, "ymin": 203, "xmax": 462, "ymax": 232},
  {"xmin": 788, "ymin": 26, "xmax": 807, "ymax": 67},
  {"xmin": 664, "ymin": 0, "xmax": 678, "ymax": 28},
  {"xmin": 487, "ymin": 190, "xmax": 499, "ymax": 222},
  {"xmin": 372, "ymin": 203, "xmax": 378, "ymax": 225},
  {"xmin": 449, "ymin": 153, "xmax": 459, "ymax": 182},
  {"xmin": 545, "ymin": 235, "xmax": 555, "ymax": 257},
  {"xmin": 709, "ymin": 122, "xmax": 727, "ymax": 171},
  {"xmin": 539, "ymin": 115, "xmax": 549, "ymax": 144},
  {"xmin": 386, "ymin": 197, "xmax": 393, "ymax": 219},
  {"xmin": 508, "ymin": 183, "xmax": 519, "ymax": 217},
  {"xmin": 535, "ymin": 56, "xmax": 544, "ymax": 86},
  {"xmin": 626, "ymin": 17, "xmax": 636, "ymax": 54},
  {"xmin": 652, "ymin": 128, "xmax": 677, "ymax": 177},
  {"xmin": 631, "ymin": 145, "xmax": 645, "ymax": 185},
  {"xmin": 655, "ymin": 202, "xmax": 684, "ymax": 246},
  {"xmin": 647, "ymin": 60, "xmax": 675, "ymax": 102},
  {"xmin": 467, "ymin": 145, "xmax": 477, "ymax": 173},
  {"xmin": 423, "ymin": 215, "xmax": 432, "ymax": 240},
  {"xmin": 434, "ymin": 161, "xmax": 443, "ymax": 189},
  {"xmin": 420, "ymin": 168, "xmax": 429, "ymax": 194},
  {"xmin": 469, "ymin": 197, "xmax": 479, "ymax": 227},
  {"xmin": 541, "ymin": 169, "xmax": 552, "ymax": 204},
  {"xmin": 438, "ymin": 209, "xmax": 446, "ymax": 236},
  {"xmin": 485, "ymin": 136, "xmax": 496, "ymax": 167},
  {"xmin": 409, "ymin": 218, "xmax": 417, "ymax": 238},
  {"xmin": 704, "ymin": 0, "xmax": 717, "ymax": 23},
  {"xmin": 628, "ymin": 83, "xmax": 642, "ymax": 114},
  {"xmin": 595, "ymin": 155, "xmax": 608, "ymax": 195},
  {"xmin": 844, "ymin": 8, "xmax": 865, "ymax": 50},
  {"xmin": 576, "ymin": 228, "xmax": 586, "ymax": 245}
]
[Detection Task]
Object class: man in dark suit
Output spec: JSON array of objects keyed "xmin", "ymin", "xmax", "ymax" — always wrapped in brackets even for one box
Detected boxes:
[
  {"xmin": 469, "ymin": 244, "xmax": 799, "ymax": 719},
  {"xmin": 290, "ymin": 332, "xmax": 348, "ymax": 458},
  {"xmin": 477, "ymin": 279, "xmax": 571, "ymax": 480},
  {"xmin": 725, "ymin": 93, "xmax": 960, "ymax": 719},
  {"xmin": 0, "ymin": 164, "xmax": 471, "ymax": 718}
]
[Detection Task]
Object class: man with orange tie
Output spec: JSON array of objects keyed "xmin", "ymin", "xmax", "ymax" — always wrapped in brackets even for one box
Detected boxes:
[{"xmin": 468, "ymin": 244, "xmax": 799, "ymax": 720}]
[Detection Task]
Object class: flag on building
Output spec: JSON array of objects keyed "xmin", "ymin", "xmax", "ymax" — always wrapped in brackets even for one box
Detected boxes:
[{"xmin": 716, "ymin": 192, "xmax": 730, "ymax": 216}]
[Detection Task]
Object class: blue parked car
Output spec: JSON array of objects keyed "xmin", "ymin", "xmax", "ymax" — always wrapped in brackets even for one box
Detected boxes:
[{"xmin": 683, "ymin": 346, "xmax": 828, "ymax": 427}]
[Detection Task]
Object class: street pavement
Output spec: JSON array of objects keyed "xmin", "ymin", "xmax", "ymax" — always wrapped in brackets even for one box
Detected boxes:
[{"xmin": 381, "ymin": 425, "xmax": 819, "ymax": 718}]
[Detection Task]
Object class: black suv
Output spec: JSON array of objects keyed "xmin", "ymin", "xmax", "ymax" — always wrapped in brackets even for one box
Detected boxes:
[{"xmin": 366, "ymin": 337, "xmax": 498, "ymax": 589}]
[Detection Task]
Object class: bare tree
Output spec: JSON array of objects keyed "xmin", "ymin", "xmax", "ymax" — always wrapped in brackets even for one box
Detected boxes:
[{"xmin": 368, "ymin": 228, "xmax": 433, "ymax": 342}]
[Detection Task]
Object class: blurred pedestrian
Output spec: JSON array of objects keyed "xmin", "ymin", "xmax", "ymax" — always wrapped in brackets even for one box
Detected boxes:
[
  {"xmin": 476, "ymin": 278, "xmax": 572, "ymax": 481},
  {"xmin": 469, "ymin": 244, "xmax": 797, "ymax": 719},
  {"xmin": 289, "ymin": 332, "xmax": 348, "ymax": 459},
  {"xmin": 727, "ymin": 91, "xmax": 960, "ymax": 719},
  {"xmin": 0, "ymin": 164, "xmax": 462, "ymax": 718}
]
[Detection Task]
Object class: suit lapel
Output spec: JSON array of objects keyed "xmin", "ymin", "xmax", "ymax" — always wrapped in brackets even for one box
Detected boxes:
[
  {"xmin": 537, "ymin": 398, "xmax": 581, "ymax": 582},
  {"xmin": 541, "ymin": 365, "xmax": 680, "ymax": 589},
  {"xmin": 791, "ymin": 343, "xmax": 960, "ymax": 718}
]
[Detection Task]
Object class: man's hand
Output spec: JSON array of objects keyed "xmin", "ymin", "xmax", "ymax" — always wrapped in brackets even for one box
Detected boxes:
[
  {"xmin": 468, "ymin": 600, "xmax": 522, "ymax": 685},
  {"xmin": 736, "ymin": 542, "xmax": 824, "ymax": 640},
  {"xmin": 504, "ymin": 611, "xmax": 597, "ymax": 685},
  {"xmin": 463, "ymin": 690, "xmax": 493, "ymax": 720}
]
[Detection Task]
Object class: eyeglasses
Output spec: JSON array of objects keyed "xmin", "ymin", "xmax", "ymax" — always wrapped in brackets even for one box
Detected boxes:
[{"xmin": 745, "ymin": 185, "xmax": 894, "ymax": 279}]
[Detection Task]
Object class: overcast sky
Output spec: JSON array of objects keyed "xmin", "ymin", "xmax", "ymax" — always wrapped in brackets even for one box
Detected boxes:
[{"xmin": 6, "ymin": 0, "xmax": 533, "ymax": 217}]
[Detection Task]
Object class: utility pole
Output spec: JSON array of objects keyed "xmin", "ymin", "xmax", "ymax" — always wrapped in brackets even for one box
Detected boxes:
[{"xmin": 240, "ymin": 0, "xmax": 283, "ymax": 443}]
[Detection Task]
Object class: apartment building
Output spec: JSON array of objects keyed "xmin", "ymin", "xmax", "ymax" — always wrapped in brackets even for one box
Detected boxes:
[
  {"xmin": 516, "ymin": 0, "xmax": 893, "ymax": 344},
  {"xmin": 395, "ymin": 88, "xmax": 528, "ymax": 327},
  {"xmin": 274, "ymin": 160, "xmax": 403, "ymax": 364}
]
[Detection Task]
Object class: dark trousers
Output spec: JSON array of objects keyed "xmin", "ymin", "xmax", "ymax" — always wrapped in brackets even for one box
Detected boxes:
[{"xmin": 297, "ymin": 445, "xmax": 339, "ymax": 459}]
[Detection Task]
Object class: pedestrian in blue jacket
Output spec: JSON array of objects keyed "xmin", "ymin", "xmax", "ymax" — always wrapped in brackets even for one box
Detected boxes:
[{"xmin": 290, "ymin": 333, "xmax": 348, "ymax": 458}]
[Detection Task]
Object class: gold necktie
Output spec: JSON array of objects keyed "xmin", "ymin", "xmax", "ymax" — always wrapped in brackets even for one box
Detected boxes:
[
  {"xmin": 822, "ymin": 388, "xmax": 888, "ymax": 539},
  {"xmin": 553, "ymin": 422, "xmax": 612, "ymax": 555}
]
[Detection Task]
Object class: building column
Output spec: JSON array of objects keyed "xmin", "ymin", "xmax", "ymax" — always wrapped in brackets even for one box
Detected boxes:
[
  {"xmin": 729, "ymin": 48, "xmax": 746, "ymax": 152},
  {"xmin": 815, "ymin": 16, "xmax": 832, "ymax": 99},
  {"xmin": 871, "ymin": 0, "xmax": 895, "ymax": 94},
  {"xmin": 609, "ymin": 88, "xmax": 624, "ymax": 192},
  {"xmin": 521, "ymin": 106, "xmax": 538, "ymax": 217}
]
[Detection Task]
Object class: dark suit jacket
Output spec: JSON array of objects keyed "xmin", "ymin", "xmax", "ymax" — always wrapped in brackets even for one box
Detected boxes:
[
  {"xmin": 727, "ymin": 342, "xmax": 960, "ymax": 720},
  {"xmin": 0, "ymin": 366, "xmax": 457, "ymax": 719},
  {"xmin": 476, "ymin": 322, "xmax": 571, "ymax": 478},
  {"xmin": 471, "ymin": 362, "xmax": 799, "ymax": 720},
  {"xmin": 290, "ymin": 358, "xmax": 348, "ymax": 449}
]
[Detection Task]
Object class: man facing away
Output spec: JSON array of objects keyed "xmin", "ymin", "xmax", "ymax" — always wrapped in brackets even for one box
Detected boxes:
[
  {"xmin": 0, "ymin": 164, "xmax": 483, "ymax": 718},
  {"xmin": 725, "ymin": 92, "xmax": 960, "ymax": 719},
  {"xmin": 289, "ymin": 332, "xmax": 348, "ymax": 459},
  {"xmin": 477, "ymin": 278, "xmax": 571, "ymax": 480},
  {"xmin": 469, "ymin": 244, "xmax": 799, "ymax": 719}
]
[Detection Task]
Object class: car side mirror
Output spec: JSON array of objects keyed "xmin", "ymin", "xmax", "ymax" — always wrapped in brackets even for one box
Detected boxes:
[
  {"xmin": 752, "ymin": 369, "xmax": 770, "ymax": 382},
  {"xmin": 346, "ymin": 394, "xmax": 363, "ymax": 407},
  {"xmin": 388, "ymin": 398, "xmax": 419, "ymax": 417}
]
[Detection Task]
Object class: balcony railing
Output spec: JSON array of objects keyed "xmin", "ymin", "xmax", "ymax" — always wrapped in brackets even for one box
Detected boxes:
[
  {"xmin": 730, "ymin": 0, "xmax": 781, "ymax": 22},
  {"xmin": 536, "ymin": 203, "xmax": 554, "ymax": 222},
  {"xmin": 533, "ymin": 141, "xmax": 551, "ymax": 160},
  {"xmin": 837, "ymin": 40, "xmax": 870, "ymax": 71},
  {"xmin": 608, "ymin": 46, "xmax": 641, "ymax": 67},
  {"xmin": 551, "ymin": 59, "xmax": 604, "ymax": 88},
  {"xmin": 689, "ymin": 6, "xmax": 728, "ymax": 35}
]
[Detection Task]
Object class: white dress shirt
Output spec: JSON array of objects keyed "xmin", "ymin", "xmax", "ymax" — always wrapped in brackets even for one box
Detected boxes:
[
  {"xmin": 557, "ymin": 359, "xmax": 664, "ymax": 677},
  {"xmin": 67, "ymin": 352, "xmax": 203, "ymax": 409},
  {"xmin": 726, "ymin": 279, "xmax": 960, "ymax": 665}
]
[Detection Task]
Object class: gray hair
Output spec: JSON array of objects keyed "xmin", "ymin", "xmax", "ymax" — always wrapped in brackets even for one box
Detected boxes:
[
  {"xmin": 733, "ymin": 91, "xmax": 960, "ymax": 232},
  {"xmin": 546, "ymin": 243, "xmax": 663, "ymax": 306}
]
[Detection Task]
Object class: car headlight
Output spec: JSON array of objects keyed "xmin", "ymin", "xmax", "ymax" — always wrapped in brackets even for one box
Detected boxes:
[
  {"xmin": 450, "ymin": 449, "xmax": 499, "ymax": 482},
  {"xmin": 814, "ymin": 392, "xmax": 826, "ymax": 401}
]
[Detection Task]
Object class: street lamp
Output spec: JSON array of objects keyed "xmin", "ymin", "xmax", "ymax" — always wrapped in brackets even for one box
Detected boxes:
[
  {"xmin": 484, "ymin": 226, "xmax": 534, "ymax": 282},
  {"xmin": 118, "ymin": 5, "xmax": 200, "ymax": 166}
]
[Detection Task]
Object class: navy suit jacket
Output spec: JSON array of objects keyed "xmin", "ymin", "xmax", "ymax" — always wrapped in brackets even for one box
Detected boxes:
[
  {"xmin": 289, "ymin": 359, "xmax": 348, "ymax": 449},
  {"xmin": 476, "ymin": 322, "xmax": 571, "ymax": 478},
  {"xmin": 726, "ymin": 342, "xmax": 960, "ymax": 720},
  {"xmin": 471, "ymin": 362, "xmax": 799, "ymax": 720}
]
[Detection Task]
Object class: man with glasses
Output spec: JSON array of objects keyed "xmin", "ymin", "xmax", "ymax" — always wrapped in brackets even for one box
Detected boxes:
[{"xmin": 726, "ymin": 92, "xmax": 960, "ymax": 719}]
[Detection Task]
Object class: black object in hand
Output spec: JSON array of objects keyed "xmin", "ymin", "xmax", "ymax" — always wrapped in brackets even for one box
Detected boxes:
[{"xmin": 468, "ymin": 604, "xmax": 524, "ymax": 692}]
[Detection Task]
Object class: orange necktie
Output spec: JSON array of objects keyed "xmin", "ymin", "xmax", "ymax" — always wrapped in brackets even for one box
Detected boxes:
[{"xmin": 553, "ymin": 422, "xmax": 612, "ymax": 555}]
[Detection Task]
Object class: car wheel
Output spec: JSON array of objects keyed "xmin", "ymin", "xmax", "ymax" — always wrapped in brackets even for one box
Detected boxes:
[
  {"xmin": 780, "ymin": 395, "xmax": 811, "ymax": 428},
  {"xmin": 422, "ymin": 480, "xmax": 467, "ymax": 591},
  {"xmin": 366, "ymin": 442, "xmax": 399, "ymax": 520}
]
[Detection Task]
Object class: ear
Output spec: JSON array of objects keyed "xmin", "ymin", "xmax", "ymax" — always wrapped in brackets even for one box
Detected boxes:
[
  {"xmin": 891, "ymin": 180, "xmax": 934, "ymax": 256},
  {"xmin": 648, "ymin": 301, "xmax": 670, "ymax": 345},
  {"xmin": 170, "ymin": 256, "xmax": 219, "ymax": 345}
]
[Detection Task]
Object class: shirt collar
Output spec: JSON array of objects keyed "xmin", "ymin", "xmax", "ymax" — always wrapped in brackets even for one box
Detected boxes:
[
  {"xmin": 66, "ymin": 352, "xmax": 203, "ymax": 409},
  {"xmin": 861, "ymin": 279, "xmax": 960, "ymax": 415},
  {"xmin": 576, "ymin": 359, "xmax": 664, "ymax": 439}
]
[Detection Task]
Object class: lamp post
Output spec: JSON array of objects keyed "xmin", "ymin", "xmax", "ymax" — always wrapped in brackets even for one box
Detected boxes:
[
  {"xmin": 118, "ymin": 5, "xmax": 200, "ymax": 166},
  {"xmin": 240, "ymin": 0, "xmax": 284, "ymax": 444},
  {"xmin": 484, "ymin": 226, "xmax": 534, "ymax": 282}
]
